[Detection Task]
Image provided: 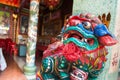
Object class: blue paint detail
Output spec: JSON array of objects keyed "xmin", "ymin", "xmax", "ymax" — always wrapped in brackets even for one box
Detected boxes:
[
  {"xmin": 77, "ymin": 24, "xmax": 93, "ymax": 34},
  {"xmin": 94, "ymin": 24, "xmax": 112, "ymax": 37}
]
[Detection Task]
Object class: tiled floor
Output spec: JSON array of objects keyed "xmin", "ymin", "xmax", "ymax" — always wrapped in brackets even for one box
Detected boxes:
[
  {"xmin": 0, "ymin": 53, "xmax": 42, "ymax": 80},
  {"xmin": 0, "ymin": 53, "xmax": 27, "ymax": 80}
]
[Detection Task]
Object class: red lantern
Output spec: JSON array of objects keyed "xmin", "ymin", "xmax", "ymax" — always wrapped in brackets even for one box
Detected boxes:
[{"xmin": 44, "ymin": 0, "xmax": 62, "ymax": 10}]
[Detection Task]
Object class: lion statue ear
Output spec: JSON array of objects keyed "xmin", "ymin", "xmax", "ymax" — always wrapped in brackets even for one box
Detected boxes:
[
  {"xmin": 98, "ymin": 12, "xmax": 111, "ymax": 29},
  {"xmin": 94, "ymin": 24, "xmax": 117, "ymax": 46},
  {"xmin": 97, "ymin": 13, "xmax": 118, "ymax": 46}
]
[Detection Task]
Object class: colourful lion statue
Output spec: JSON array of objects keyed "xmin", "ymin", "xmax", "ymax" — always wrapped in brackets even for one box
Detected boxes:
[{"xmin": 36, "ymin": 13, "xmax": 117, "ymax": 80}]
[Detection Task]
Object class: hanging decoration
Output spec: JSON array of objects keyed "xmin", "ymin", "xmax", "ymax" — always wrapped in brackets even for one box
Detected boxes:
[
  {"xmin": 44, "ymin": 0, "xmax": 63, "ymax": 10},
  {"xmin": 36, "ymin": 13, "xmax": 118, "ymax": 80},
  {"xmin": 0, "ymin": 0, "xmax": 20, "ymax": 7}
]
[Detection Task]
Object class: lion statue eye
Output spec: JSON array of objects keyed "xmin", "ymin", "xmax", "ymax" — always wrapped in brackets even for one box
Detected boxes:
[{"xmin": 82, "ymin": 22, "xmax": 92, "ymax": 30}]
